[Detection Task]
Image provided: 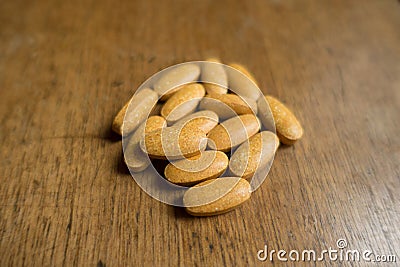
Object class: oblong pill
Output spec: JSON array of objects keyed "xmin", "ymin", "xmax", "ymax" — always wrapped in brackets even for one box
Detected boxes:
[
  {"xmin": 154, "ymin": 64, "xmax": 201, "ymax": 101},
  {"xmin": 199, "ymin": 96, "xmax": 237, "ymax": 120},
  {"xmin": 201, "ymin": 58, "xmax": 228, "ymax": 95},
  {"xmin": 112, "ymin": 88, "xmax": 158, "ymax": 136},
  {"xmin": 124, "ymin": 116, "xmax": 167, "ymax": 172},
  {"xmin": 264, "ymin": 95, "xmax": 303, "ymax": 145},
  {"xmin": 124, "ymin": 143, "xmax": 150, "ymax": 172},
  {"xmin": 183, "ymin": 177, "xmax": 251, "ymax": 216},
  {"xmin": 256, "ymin": 96, "xmax": 275, "ymax": 131},
  {"xmin": 127, "ymin": 116, "xmax": 167, "ymax": 147},
  {"xmin": 173, "ymin": 110, "xmax": 218, "ymax": 134},
  {"xmin": 202, "ymin": 94, "xmax": 257, "ymax": 118},
  {"xmin": 229, "ymin": 131, "xmax": 279, "ymax": 179},
  {"xmin": 165, "ymin": 151, "xmax": 228, "ymax": 186},
  {"xmin": 227, "ymin": 63, "xmax": 260, "ymax": 101},
  {"xmin": 207, "ymin": 114, "xmax": 260, "ymax": 152},
  {"xmin": 140, "ymin": 125, "xmax": 207, "ymax": 160},
  {"xmin": 145, "ymin": 116, "xmax": 167, "ymax": 133},
  {"xmin": 161, "ymin": 83, "xmax": 205, "ymax": 123}
]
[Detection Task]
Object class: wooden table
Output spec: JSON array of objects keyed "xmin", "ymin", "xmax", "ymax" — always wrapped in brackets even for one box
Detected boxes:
[{"xmin": 1, "ymin": 0, "xmax": 399, "ymax": 266}]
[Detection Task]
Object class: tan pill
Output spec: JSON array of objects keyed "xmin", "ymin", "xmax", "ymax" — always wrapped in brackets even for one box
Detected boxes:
[
  {"xmin": 144, "ymin": 116, "xmax": 167, "ymax": 133},
  {"xmin": 128, "ymin": 116, "xmax": 167, "ymax": 147},
  {"xmin": 154, "ymin": 64, "xmax": 201, "ymax": 101},
  {"xmin": 183, "ymin": 177, "xmax": 251, "ymax": 216},
  {"xmin": 112, "ymin": 103, "xmax": 128, "ymax": 135},
  {"xmin": 124, "ymin": 143, "xmax": 150, "ymax": 172},
  {"xmin": 207, "ymin": 114, "xmax": 260, "ymax": 152},
  {"xmin": 165, "ymin": 151, "xmax": 228, "ymax": 186},
  {"xmin": 201, "ymin": 94, "xmax": 257, "ymax": 120},
  {"xmin": 256, "ymin": 96, "xmax": 275, "ymax": 131},
  {"xmin": 199, "ymin": 96, "xmax": 236, "ymax": 120},
  {"xmin": 112, "ymin": 88, "xmax": 158, "ymax": 136},
  {"xmin": 229, "ymin": 131, "xmax": 279, "ymax": 179},
  {"xmin": 264, "ymin": 95, "xmax": 303, "ymax": 145},
  {"xmin": 227, "ymin": 63, "xmax": 260, "ymax": 101},
  {"xmin": 173, "ymin": 110, "xmax": 218, "ymax": 134},
  {"xmin": 124, "ymin": 116, "xmax": 167, "ymax": 172},
  {"xmin": 201, "ymin": 58, "xmax": 228, "ymax": 95},
  {"xmin": 161, "ymin": 83, "xmax": 205, "ymax": 123},
  {"xmin": 140, "ymin": 125, "xmax": 207, "ymax": 160}
]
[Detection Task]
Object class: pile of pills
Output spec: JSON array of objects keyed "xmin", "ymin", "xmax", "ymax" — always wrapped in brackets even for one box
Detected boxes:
[{"xmin": 112, "ymin": 60, "xmax": 303, "ymax": 216}]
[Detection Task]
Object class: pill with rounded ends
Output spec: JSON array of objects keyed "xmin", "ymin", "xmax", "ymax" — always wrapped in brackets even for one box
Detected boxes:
[
  {"xmin": 145, "ymin": 116, "xmax": 167, "ymax": 133},
  {"xmin": 127, "ymin": 116, "xmax": 167, "ymax": 147},
  {"xmin": 264, "ymin": 95, "xmax": 303, "ymax": 145},
  {"xmin": 227, "ymin": 63, "xmax": 260, "ymax": 101},
  {"xmin": 161, "ymin": 83, "xmax": 205, "ymax": 123},
  {"xmin": 124, "ymin": 143, "xmax": 150, "ymax": 172},
  {"xmin": 201, "ymin": 58, "xmax": 228, "ymax": 95},
  {"xmin": 256, "ymin": 96, "xmax": 275, "ymax": 131},
  {"xmin": 154, "ymin": 64, "xmax": 201, "ymax": 101},
  {"xmin": 165, "ymin": 151, "xmax": 228, "ymax": 186},
  {"xmin": 112, "ymin": 103, "xmax": 129, "ymax": 135},
  {"xmin": 200, "ymin": 94, "xmax": 257, "ymax": 120},
  {"xmin": 199, "ymin": 96, "xmax": 237, "ymax": 120},
  {"xmin": 173, "ymin": 110, "xmax": 218, "ymax": 134},
  {"xmin": 112, "ymin": 88, "xmax": 158, "ymax": 136},
  {"xmin": 124, "ymin": 116, "xmax": 167, "ymax": 172},
  {"xmin": 140, "ymin": 125, "xmax": 207, "ymax": 160},
  {"xmin": 207, "ymin": 114, "xmax": 260, "ymax": 152},
  {"xmin": 183, "ymin": 177, "xmax": 251, "ymax": 216},
  {"xmin": 229, "ymin": 131, "xmax": 279, "ymax": 179}
]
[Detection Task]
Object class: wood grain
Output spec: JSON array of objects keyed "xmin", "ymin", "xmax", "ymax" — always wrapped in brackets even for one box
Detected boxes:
[{"xmin": 1, "ymin": 0, "xmax": 399, "ymax": 266}]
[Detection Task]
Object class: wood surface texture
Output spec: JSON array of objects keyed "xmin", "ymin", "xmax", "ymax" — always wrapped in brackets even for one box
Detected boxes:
[{"xmin": 0, "ymin": 0, "xmax": 399, "ymax": 266}]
